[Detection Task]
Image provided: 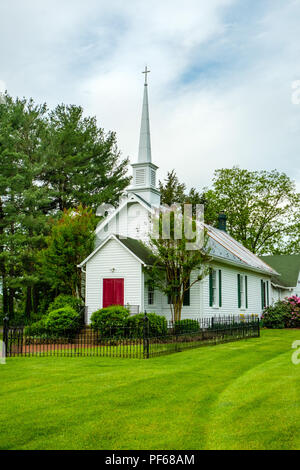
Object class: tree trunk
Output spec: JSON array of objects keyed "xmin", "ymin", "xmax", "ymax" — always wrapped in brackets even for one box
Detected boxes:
[
  {"xmin": 8, "ymin": 289, "xmax": 14, "ymax": 316},
  {"xmin": 32, "ymin": 285, "xmax": 40, "ymax": 314},
  {"xmin": 25, "ymin": 286, "xmax": 32, "ymax": 318}
]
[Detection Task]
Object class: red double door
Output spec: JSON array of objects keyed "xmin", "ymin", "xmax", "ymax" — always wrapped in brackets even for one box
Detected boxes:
[{"xmin": 103, "ymin": 278, "xmax": 124, "ymax": 308}]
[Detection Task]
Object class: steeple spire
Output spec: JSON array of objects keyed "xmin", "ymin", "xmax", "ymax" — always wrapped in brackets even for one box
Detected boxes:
[
  {"xmin": 138, "ymin": 66, "xmax": 152, "ymax": 163},
  {"xmin": 127, "ymin": 67, "xmax": 161, "ymax": 207}
]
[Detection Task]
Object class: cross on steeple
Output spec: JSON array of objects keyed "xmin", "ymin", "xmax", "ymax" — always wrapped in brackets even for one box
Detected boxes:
[{"xmin": 142, "ymin": 66, "xmax": 150, "ymax": 85}]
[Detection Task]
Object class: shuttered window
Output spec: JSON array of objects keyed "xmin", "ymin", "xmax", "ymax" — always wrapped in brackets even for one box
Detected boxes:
[
  {"xmin": 238, "ymin": 274, "xmax": 248, "ymax": 309},
  {"xmin": 183, "ymin": 277, "xmax": 190, "ymax": 306},
  {"xmin": 237, "ymin": 274, "xmax": 241, "ymax": 308},
  {"xmin": 209, "ymin": 268, "xmax": 221, "ymax": 307},
  {"xmin": 218, "ymin": 270, "xmax": 222, "ymax": 307},
  {"xmin": 261, "ymin": 280, "xmax": 269, "ymax": 309}
]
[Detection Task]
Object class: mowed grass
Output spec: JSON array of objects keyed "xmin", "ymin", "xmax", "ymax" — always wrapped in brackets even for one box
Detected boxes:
[{"xmin": 0, "ymin": 329, "xmax": 300, "ymax": 450}]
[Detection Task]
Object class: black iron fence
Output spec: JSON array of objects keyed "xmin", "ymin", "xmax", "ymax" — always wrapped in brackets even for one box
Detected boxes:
[{"xmin": 2, "ymin": 315, "xmax": 259, "ymax": 359}]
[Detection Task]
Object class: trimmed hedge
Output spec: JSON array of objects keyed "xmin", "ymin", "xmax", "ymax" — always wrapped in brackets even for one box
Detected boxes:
[
  {"xmin": 127, "ymin": 313, "xmax": 168, "ymax": 338},
  {"xmin": 90, "ymin": 305, "xmax": 130, "ymax": 338},
  {"xmin": 47, "ymin": 295, "xmax": 83, "ymax": 315},
  {"xmin": 174, "ymin": 319, "xmax": 199, "ymax": 334},
  {"xmin": 24, "ymin": 319, "xmax": 48, "ymax": 337},
  {"xmin": 24, "ymin": 306, "xmax": 81, "ymax": 338}
]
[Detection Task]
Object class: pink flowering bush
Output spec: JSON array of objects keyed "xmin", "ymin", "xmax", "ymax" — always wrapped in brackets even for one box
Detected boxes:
[{"xmin": 262, "ymin": 296, "xmax": 300, "ymax": 329}]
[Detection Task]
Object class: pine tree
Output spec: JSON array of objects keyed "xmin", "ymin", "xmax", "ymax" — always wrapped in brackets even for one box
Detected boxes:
[{"xmin": 41, "ymin": 104, "xmax": 131, "ymax": 212}]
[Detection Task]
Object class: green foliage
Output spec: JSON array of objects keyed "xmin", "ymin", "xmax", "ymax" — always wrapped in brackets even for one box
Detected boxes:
[
  {"xmin": 40, "ymin": 206, "xmax": 97, "ymax": 297},
  {"xmin": 24, "ymin": 319, "xmax": 48, "ymax": 337},
  {"xmin": 159, "ymin": 169, "xmax": 203, "ymax": 208},
  {"xmin": 24, "ymin": 306, "xmax": 80, "ymax": 338},
  {"xmin": 41, "ymin": 103, "xmax": 131, "ymax": 211},
  {"xmin": 262, "ymin": 296, "xmax": 300, "ymax": 329},
  {"xmin": 0, "ymin": 94, "xmax": 130, "ymax": 320},
  {"xmin": 44, "ymin": 307, "xmax": 81, "ymax": 336},
  {"xmin": 174, "ymin": 319, "xmax": 199, "ymax": 334},
  {"xmin": 204, "ymin": 167, "xmax": 300, "ymax": 255},
  {"xmin": 47, "ymin": 295, "xmax": 83, "ymax": 314},
  {"xmin": 127, "ymin": 313, "xmax": 168, "ymax": 338},
  {"xmin": 146, "ymin": 205, "xmax": 211, "ymax": 322},
  {"xmin": 90, "ymin": 306, "xmax": 130, "ymax": 337}
]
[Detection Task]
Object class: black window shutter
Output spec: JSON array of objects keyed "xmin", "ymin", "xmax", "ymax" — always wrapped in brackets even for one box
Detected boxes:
[
  {"xmin": 237, "ymin": 274, "xmax": 241, "ymax": 308},
  {"xmin": 209, "ymin": 268, "xmax": 213, "ymax": 307},
  {"xmin": 245, "ymin": 275, "xmax": 248, "ymax": 309},
  {"xmin": 219, "ymin": 270, "xmax": 222, "ymax": 307},
  {"xmin": 183, "ymin": 277, "xmax": 190, "ymax": 306}
]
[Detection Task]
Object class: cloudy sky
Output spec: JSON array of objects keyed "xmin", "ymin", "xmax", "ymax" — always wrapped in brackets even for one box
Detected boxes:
[{"xmin": 1, "ymin": 0, "xmax": 300, "ymax": 191}]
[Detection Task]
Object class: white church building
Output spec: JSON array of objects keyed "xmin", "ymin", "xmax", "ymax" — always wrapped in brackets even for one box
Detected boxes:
[{"xmin": 79, "ymin": 71, "xmax": 286, "ymax": 323}]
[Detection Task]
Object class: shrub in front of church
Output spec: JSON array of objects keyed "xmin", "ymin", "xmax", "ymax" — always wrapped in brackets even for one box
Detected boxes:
[
  {"xmin": 174, "ymin": 319, "xmax": 199, "ymax": 334},
  {"xmin": 24, "ymin": 306, "xmax": 81, "ymax": 338},
  {"xmin": 47, "ymin": 295, "xmax": 84, "ymax": 315},
  {"xmin": 127, "ymin": 313, "xmax": 168, "ymax": 338},
  {"xmin": 44, "ymin": 307, "xmax": 81, "ymax": 337},
  {"xmin": 24, "ymin": 319, "xmax": 48, "ymax": 338},
  {"xmin": 90, "ymin": 306, "xmax": 130, "ymax": 338},
  {"xmin": 261, "ymin": 297, "xmax": 300, "ymax": 328}
]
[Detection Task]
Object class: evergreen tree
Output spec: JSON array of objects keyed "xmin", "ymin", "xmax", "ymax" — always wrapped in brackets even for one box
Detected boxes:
[
  {"xmin": 41, "ymin": 104, "xmax": 131, "ymax": 211},
  {"xmin": 0, "ymin": 95, "xmax": 50, "ymax": 317}
]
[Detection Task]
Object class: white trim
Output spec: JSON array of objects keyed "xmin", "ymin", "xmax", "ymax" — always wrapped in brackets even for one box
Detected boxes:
[
  {"xmin": 78, "ymin": 234, "xmax": 146, "ymax": 268},
  {"xmin": 95, "ymin": 193, "xmax": 152, "ymax": 236}
]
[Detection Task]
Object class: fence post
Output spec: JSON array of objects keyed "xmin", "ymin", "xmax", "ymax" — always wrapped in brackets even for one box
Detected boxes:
[
  {"xmin": 143, "ymin": 311, "xmax": 150, "ymax": 359},
  {"xmin": 257, "ymin": 317, "xmax": 260, "ymax": 337},
  {"xmin": 3, "ymin": 316, "xmax": 9, "ymax": 358}
]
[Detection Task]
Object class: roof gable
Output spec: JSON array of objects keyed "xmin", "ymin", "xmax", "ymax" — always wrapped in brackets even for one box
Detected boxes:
[
  {"xmin": 260, "ymin": 254, "xmax": 300, "ymax": 287},
  {"xmin": 78, "ymin": 234, "xmax": 148, "ymax": 268}
]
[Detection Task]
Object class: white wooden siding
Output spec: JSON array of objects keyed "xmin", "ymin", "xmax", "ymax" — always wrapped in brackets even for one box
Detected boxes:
[
  {"xmin": 85, "ymin": 238, "xmax": 142, "ymax": 322},
  {"xmin": 143, "ymin": 263, "xmax": 272, "ymax": 321},
  {"xmin": 202, "ymin": 262, "xmax": 271, "ymax": 317}
]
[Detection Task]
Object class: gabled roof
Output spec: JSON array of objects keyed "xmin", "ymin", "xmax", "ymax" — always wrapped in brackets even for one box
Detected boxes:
[
  {"xmin": 260, "ymin": 254, "xmax": 300, "ymax": 287},
  {"xmin": 115, "ymin": 235, "xmax": 158, "ymax": 266},
  {"xmin": 95, "ymin": 192, "xmax": 152, "ymax": 237},
  {"xmin": 78, "ymin": 234, "xmax": 157, "ymax": 268},
  {"xmin": 205, "ymin": 225, "xmax": 278, "ymax": 276}
]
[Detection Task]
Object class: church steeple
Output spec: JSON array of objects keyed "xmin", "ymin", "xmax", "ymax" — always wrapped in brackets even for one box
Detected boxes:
[
  {"xmin": 127, "ymin": 67, "xmax": 161, "ymax": 207},
  {"xmin": 138, "ymin": 67, "xmax": 152, "ymax": 163}
]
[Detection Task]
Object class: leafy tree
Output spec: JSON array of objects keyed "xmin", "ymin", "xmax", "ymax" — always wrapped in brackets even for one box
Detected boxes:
[
  {"xmin": 206, "ymin": 167, "xmax": 299, "ymax": 255},
  {"xmin": 145, "ymin": 207, "xmax": 211, "ymax": 322},
  {"xmin": 40, "ymin": 205, "xmax": 97, "ymax": 298},
  {"xmin": 41, "ymin": 104, "xmax": 131, "ymax": 211}
]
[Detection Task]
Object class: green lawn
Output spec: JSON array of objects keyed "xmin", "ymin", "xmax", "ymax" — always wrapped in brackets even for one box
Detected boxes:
[{"xmin": 0, "ymin": 329, "xmax": 300, "ymax": 450}]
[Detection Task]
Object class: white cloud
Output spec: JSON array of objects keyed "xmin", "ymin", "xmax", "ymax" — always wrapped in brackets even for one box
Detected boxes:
[{"xmin": 0, "ymin": 0, "xmax": 299, "ymax": 190}]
